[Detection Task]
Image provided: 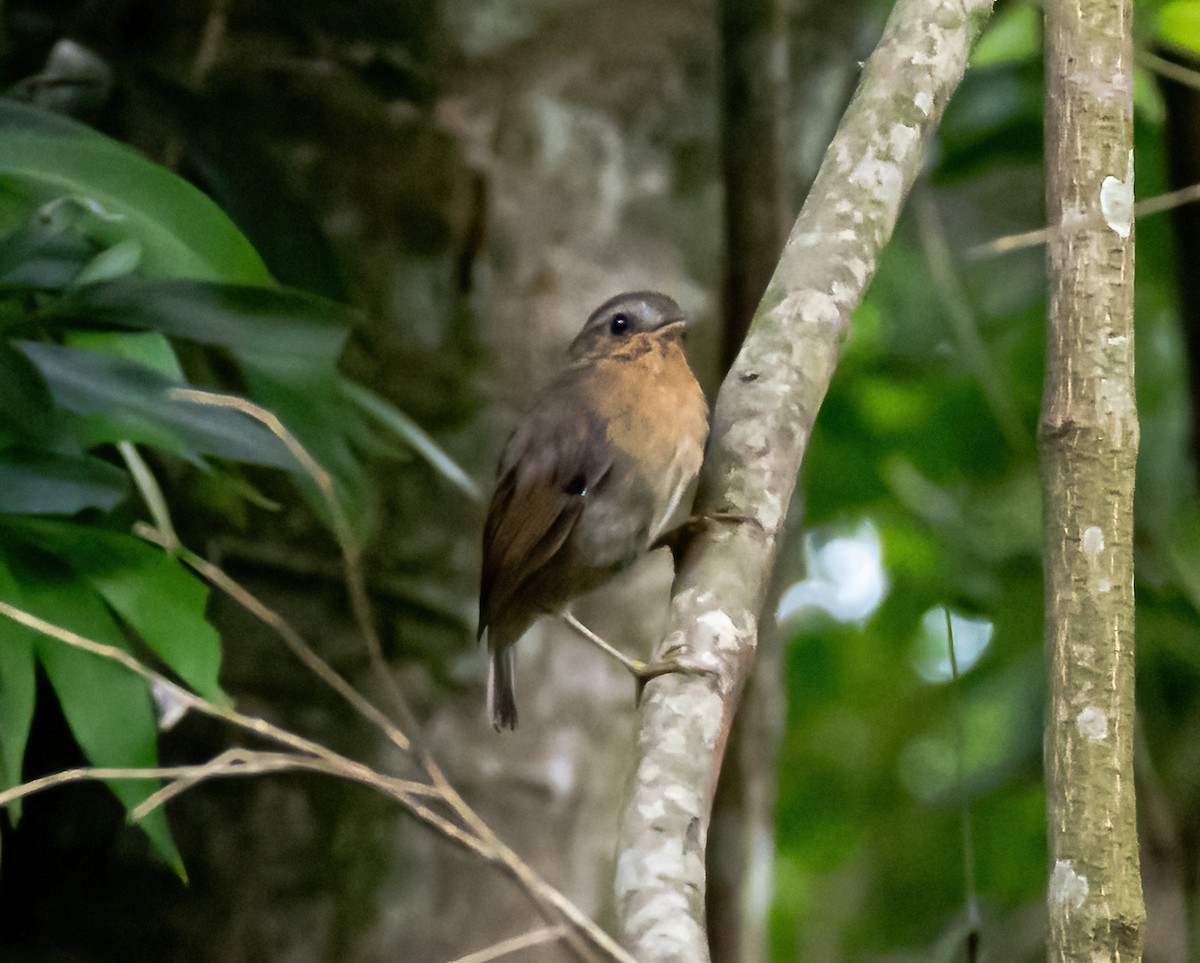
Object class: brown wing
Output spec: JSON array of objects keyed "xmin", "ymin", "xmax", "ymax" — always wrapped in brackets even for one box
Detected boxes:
[{"xmin": 478, "ymin": 397, "xmax": 612, "ymax": 637}]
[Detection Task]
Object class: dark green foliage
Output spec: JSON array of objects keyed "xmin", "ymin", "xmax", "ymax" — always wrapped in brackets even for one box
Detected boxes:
[
  {"xmin": 0, "ymin": 97, "xmax": 468, "ymax": 875},
  {"xmin": 770, "ymin": 4, "xmax": 1200, "ymax": 958}
]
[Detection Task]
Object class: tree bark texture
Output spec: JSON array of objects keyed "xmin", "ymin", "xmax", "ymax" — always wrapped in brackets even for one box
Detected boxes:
[
  {"xmin": 1041, "ymin": 0, "xmax": 1144, "ymax": 958},
  {"xmin": 613, "ymin": 0, "xmax": 994, "ymax": 957}
]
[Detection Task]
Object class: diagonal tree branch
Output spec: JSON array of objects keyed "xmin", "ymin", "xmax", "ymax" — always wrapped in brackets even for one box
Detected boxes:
[{"xmin": 613, "ymin": 0, "xmax": 994, "ymax": 956}]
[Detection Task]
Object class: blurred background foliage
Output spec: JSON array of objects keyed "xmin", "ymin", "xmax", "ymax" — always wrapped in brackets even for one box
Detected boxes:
[
  {"xmin": 773, "ymin": 0, "xmax": 1200, "ymax": 958},
  {"xmin": 0, "ymin": 0, "xmax": 1196, "ymax": 961}
]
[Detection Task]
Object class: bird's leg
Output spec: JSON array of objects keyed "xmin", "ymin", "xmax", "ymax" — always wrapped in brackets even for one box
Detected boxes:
[
  {"xmin": 561, "ymin": 612, "xmax": 650, "ymax": 675},
  {"xmin": 560, "ymin": 612, "xmax": 715, "ymax": 699}
]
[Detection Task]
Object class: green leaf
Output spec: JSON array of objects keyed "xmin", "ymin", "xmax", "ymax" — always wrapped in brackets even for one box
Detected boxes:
[
  {"xmin": 0, "ymin": 448, "xmax": 128, "ymax": 514},
  {"xmin": 0, "ymin": 545, "xmax": 182, "ymax": 873},
  {"xmin": 0, "ymin": 100, "xmax": 271, "ymax": 284},
  {"xmin": 51, "ymin": 277, "xmax": 350, "ymax": 359},
  {"xmin": 0, "ymin": 555, "xmax": 36, "ymax": 823},
  {"xmin": 0, "ymin": 193, "xmax": 95, "ymax": 291},
  {"xmin": 15, "ymin": 340, "xmax": 296, "ymax": 469},
  {"xmin": 341, "ymin": 378, "xmax": 481, "ymax": 502},
  {"xmin": 970, "ymin": 2, "xmax": 1040, "ymax": 68},
  {"xmin": 15, "ymin": 521, "xmax": 225, "ymax": 702},
  {"xmin": 1158, "ymin": 0, "xmax": 1200, "ymax": 55},
  {"xmin": 65, "ymin": 330, "xmax": 184, "ymax": 381},
  {"xmin": 144, "ymin": 78, "xmax": 348, "ymax": 300},
  {"xmin": 73, "ymin": 237, "xmax": 142, "ymax": 287},
  {"xmin": 0, "ymin": 340, "xmax": 54, "ymax": 439},
  {"xmin": 239, "ymin": 357, "xmax": 374, "ymax": 536}
]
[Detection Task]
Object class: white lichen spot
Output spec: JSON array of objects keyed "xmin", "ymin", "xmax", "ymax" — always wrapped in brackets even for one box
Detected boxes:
[
  {"xmin": 914, "ymin": 90, "xmax": 933, "ymax": 117},
  {"xmin": 889, "ymin": 123, "xmax": 920, "ymax": 160},
  {"xmin": 830, "ymin": 280, "xmax": 856, "ymax": 304},
  {"xmin": 848, "ymin": 150, "xmax": 903, "ymax": 207},
  {"xmin": 1100, "ymin": 151, "xmax": 1134, "ymax": 239},
  {"xmin": 697, "ymin": 609, "xmax": 737, "ymax": 640},
  {"xmin": 658, "ymin": 718, "xmax": 689, "ymax": 756},
  {"xmin": 756, "ymin": 490, "xmax": 784, "ymax": 531},
  {"xmin": 662, "ymin": 782, "xmax": 702, "ymax": 813},
  {"xmin": 1076, "ymin": 705, "xmax": 1109, "ymax": 743},
  {"xmin": 1081, "ymin": 525, "xmax": 1110, "ymax": 593},
  {"xmin": 637, "ymin": 796, "xmax": 667, "ymax": 820},
  {"xmin": 798, "ymin": 291, "xmax": 842, "ymax": 327},
  {"xmin": 845, "ymin": 256, "xmax": 870, "ymax": 287},
  {"xmin": 1095, "ymin": 377, "xmax": 1137, "ymax": 450},
  {"xmin": 1049, "ymin": 859, "xmax": 1089, "ymax": 912}
]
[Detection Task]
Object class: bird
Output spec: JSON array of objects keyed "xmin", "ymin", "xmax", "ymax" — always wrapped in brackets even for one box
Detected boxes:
[{"xmin": 478, "ymin": 291, "xmax": 710, "ymax": 730}]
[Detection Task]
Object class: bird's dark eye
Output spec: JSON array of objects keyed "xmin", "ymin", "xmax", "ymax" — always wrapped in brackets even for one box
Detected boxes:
[{"xmin": 609, "ymin": 312, "xmax": 631, "ymax": 335}]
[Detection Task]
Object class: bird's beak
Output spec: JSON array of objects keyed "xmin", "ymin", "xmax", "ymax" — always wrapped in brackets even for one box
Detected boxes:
[{"xmin": 653, "ymin": 318, "xmax": 687, "ymax": 334}]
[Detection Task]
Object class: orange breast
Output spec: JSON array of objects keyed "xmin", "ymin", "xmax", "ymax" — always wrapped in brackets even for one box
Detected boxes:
[{"xmin": 582, "ymin": 338, "xmax": 708, "ymax": 533}]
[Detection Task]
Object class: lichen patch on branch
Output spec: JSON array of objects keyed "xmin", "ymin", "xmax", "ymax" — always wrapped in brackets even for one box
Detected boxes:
[
  {"xmin": 1049, "ymin": 859, "xmax": 1090, "ymax": 912},
  {"xmin": 1100, "ymin": 151, "xmax": 1134, "ymax": 239},
  {"xmin": 1075, "ymin": 706, "xmax": 1109, "ymax": 743}
]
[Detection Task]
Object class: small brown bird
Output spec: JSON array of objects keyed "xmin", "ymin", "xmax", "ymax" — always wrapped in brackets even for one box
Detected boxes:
[{"xmin": 478, "ymin": 291, "xmax": 709, "ymax": 729}]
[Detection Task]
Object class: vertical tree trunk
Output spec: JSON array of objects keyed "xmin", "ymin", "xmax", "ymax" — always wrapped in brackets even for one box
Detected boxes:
[
  {"xmin": 1041, "ymin": 0, "xmax": 1144, "ymax": 956},
  {"xmin": 708, "ymin": 1, "xmax": 791, "ymax": 960},
  {"xmin": 718, "ymin": 0, "xmax": 791, "ymax": 366}
]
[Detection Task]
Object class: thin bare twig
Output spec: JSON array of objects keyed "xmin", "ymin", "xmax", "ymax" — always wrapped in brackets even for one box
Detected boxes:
[
  {"xmin": 119, "ymin": 441, "xmax": 179, "ymax": 551},
  {"xmin": 449, "ymin": 925, "xmax": 571, "ymax": 963},
  {"xmin": 190, "ymin": 0, "xmax": 231, "ymax": 88},
  {"xmin": 0, "ymin": 599, "xmax": 486, "ymax": 852},
  {"xmin": 0, "ymin": 754, "xmax": 296, "ymax": 807},
  {"xmin": 1137, "ymin": 48, "xmax": 1200, "ymax": 93},
  {"xmin": 169, "ymin": 388, "xmax": 417, "ymax": 732},
  {"xmin": 0, "ymin": 749, "xmax": 434, "ymax": 816},
  {"xmin": 0, "ymin": 600, "xmax": 155, "ymax": 681},
  {"xmin": 136, "ymin": 522, "xmax": 412, "ymax": 755},
  {"xmin": 967, "ymin": 180, "xmax": 1200, "ymax": 260},
  {"xmin": 130, "ymin": 748, "xmax": 439, "ymax": 821},
  {"xmin": 914, "ymin": 187, "xmax": 1029, "ymax": 450}
]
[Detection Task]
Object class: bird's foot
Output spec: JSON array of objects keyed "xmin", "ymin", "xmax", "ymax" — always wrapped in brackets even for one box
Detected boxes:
[
  {"xmin": 650, "ymin": 512, "xmax": 762, "ymax": 560},
  {"xmin": 630, "ymin": 656, "xmax": 717, "ymax": 703}
]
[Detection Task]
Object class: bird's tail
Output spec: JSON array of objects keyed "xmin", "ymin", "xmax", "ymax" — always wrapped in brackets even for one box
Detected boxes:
[{"xmin": 487, "ymin": 645, "xmax": 518, "ymax": 731}]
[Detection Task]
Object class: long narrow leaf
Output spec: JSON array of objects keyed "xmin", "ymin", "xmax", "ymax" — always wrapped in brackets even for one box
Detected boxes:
[
  {"xmin": 0, "ymin": 545, "xmax": 182, "ymax": 873},
  {"xmin": 0, "ymin": 555, "xmax": 36, "ymax": 823},
  {"xmin": 51, "ymin": 278, "xmax": 350, "ymax": 359},
  {"xmin": 0, "ymin": 100, "xmax": 270, "ymax": 284},
  {"xmin": 341, "ymin": 378, "xmax": 480, "ymax": 502},
  {"xmin": 14, "ymin": 520, "xmax": 225, "ymax": 702},
  {"xmin": 16, "ymin": 341, "xmax": 296, "ymax": 469},
  {"xmin": 0, "ymin": 449, "xmax": 128, "ymax": 514}
]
